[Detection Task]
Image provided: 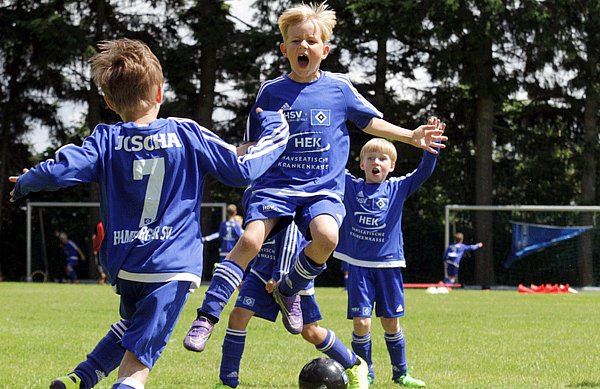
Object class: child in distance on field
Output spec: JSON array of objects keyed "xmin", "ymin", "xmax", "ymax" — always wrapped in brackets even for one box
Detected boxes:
[
  {"xmin": 57, "ymin": 231, "xmax": 86, "ymax": 284},
  {"xmin": 443, "ymin": 232, "xmax": 483, "ymax": 284},
  {"xmin": 184, "ymin": 1, "xmax": 447, "ymax": 353},
  {"xmin": 217, "ymin": 222, "xmax": 368, "ymax": 388},
  {"xmin": 202, "ymin": 204, "xmax": 244, "ymax": 271},
  {"xmin": 9, "ymin": 38, "xmax": 289, "ymax": 389},
  {"xmin": 333, "ymin": 136, "xmax": 445, "ymax": 387}
]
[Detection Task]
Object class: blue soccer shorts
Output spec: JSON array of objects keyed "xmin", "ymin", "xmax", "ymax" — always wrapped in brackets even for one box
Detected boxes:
[
  {"xmin": 243, "ymin": 189, "xmax": 346, "ymax": 239},
  {"xmin": 347, "ymin": 265, "xmax": 405, "ymax": 319},
  {"xmin": 117, "ymin": 279, "xmax": 191, "ymax": 369},
  {"xmin": 235, "ymin": 271, "xmax": 322, "ymax": 324},
  {"xmin": 446, "ymin": 261, "xmax": 459, "ymax": 277}
]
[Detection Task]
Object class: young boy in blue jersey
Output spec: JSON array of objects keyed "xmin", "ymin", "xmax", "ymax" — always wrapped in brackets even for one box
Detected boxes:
[
  {"xmin": 9, "ymin": 38, "xmax": 289, "ymax": 389},
  {"xmin": 217, "ymin": 222, "xmax": 368, "ymax": 389},
  {"xmin": 184, "ymin": 2, "xmax": 447, "ymax": 352},
  {"xmin": 333, "ymin": 136, "xmax": 445, "ymax": 387},
  {"xmin": 203, "ymin": 204, "xmax": 244, "ymax": 271},
  {"xmin": 443, "ymin": 232, "xmax": 483, "ymax": 284},
  {"xmin": 57, "ymin": 231, "xmax": 86, "ymax": 283}
]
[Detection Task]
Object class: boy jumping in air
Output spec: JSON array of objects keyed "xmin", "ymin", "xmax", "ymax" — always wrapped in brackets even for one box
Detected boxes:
[{"xmin": 184, "ymin": 2, "xmax": 446, "ymax": 353}]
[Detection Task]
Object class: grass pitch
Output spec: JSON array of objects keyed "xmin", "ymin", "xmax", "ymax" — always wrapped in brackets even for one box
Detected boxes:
[{"xmin": 2, "ymin": 282, "xmax": 600, "ymax": 388}]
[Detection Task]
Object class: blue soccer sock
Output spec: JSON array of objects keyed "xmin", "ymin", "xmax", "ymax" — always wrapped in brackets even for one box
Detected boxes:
[
  {"xmin": 278, "ymin": 251, "xmax": 325, "ymax": 296},
  {"xmin": 74, "ymin": 319, "xmax": 128, "ymax": 388},
  {"xmin": 315, "ymin": 329, "xmax": 356, "ymax": 369},
  {"xmin": 352, "ymin": 332, "xmax": 373, "ymax": 377},
  {"xmin": 199, "ymin": 260, "xmax": 244, "ymax": 323},
  {"xmin": 219, "ymin": 328, "xmax": 247, "ymax": 388},
  {"xmin": 385, "ymin": 328, "xmax": 408, "ymax": 379}
]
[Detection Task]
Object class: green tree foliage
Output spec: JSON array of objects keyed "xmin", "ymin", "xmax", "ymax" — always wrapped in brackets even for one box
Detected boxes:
[{"xmin": 2, "ymin": 1, "xmax": 599, "ymax": 285}]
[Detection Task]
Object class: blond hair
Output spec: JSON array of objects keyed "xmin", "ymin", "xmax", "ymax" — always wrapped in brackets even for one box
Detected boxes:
[
  {"xmin": 278, "ymin": 2, "xmax": 337, "ymax": 43},
  {"xmin": 90, "ymin": 38, "xmax": 163, "ymax": 116},
  {"xmin": 226, "ymin": 204, "xmax": 238, "ymax": 218},
  {"xmin": 454, "ymin": 232, "xmax": 464, "ymax": 243},
  {"xmin": 360, "ymin": 138, "xmax": 397, "ymax": 163}
]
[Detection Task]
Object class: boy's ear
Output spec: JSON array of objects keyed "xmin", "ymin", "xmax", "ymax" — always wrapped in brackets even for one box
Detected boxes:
[
  {"xmin": 321, "ymin": 44, "xmax": 330, "ymax": 59},
  {"xmin": 389, "ymin": 161, "xmax": 395, "ymax": 172},
  {"xmin": 103, "ymin": 95, "xmax": 116, "ymax": 112},
  {"xmin": 156, "ymin": 84, "xmax": 163, "ymax": 104},
  {"xmin": 280, "ymin": 42, "xmax": 287, "ymax": 57}
]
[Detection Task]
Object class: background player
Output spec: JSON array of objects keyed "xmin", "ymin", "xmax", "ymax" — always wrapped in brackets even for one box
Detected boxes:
[
  {"xmin": 57, "ymin": 231, "xmax": 86, "ymax": 284},
  {"xmin": 443, "ymin": 232, "xmax": 483, "ymax": 284},
  {"xmin": 333, "ymin": 136, "xmax": 445, "ymax": 387},
  {"xmin": 9, "ymin": 38, "xmax": 289, "ymax": 389},
  {"xmin": 202, "ymin": 204, "xmax": 244, "ymax": 272},
  {"xmin": 184, "ymin": 2, "xmax": 447, "ymax": 352}
]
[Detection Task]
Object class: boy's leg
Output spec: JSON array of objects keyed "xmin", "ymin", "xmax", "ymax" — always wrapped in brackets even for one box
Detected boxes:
[
  {"xmin": 382, "ymin": 324, "xmax": 425, "ymax": 388},
  {"xmin": 351, "ymin": 316, "xmax": 375, "ymax": 385},
  {"xmin": 119, "ymin": 279, "xmax": 191, "ymax": 386},
  {"xmin": 301, "ymin": 295, "xmax": 368, "ymax": 389},
  {"xmin": 50, "ymin": 319, "xmax": 129, "ymax": 389},
  {"xmin": 184, "ymin": 219, "xmax": 276, "ymax": 352},
  {"xmin": 276, "ymin": 214, "xmax": 340, "ymax": 329},
  {"xmin": 220, "ymin": 308, "xmax": 254, "ymax": 388},
  {"xmin": 220, "ymin": 272, "xmax": 279, "ymax": 387},
  {"xmin": 348, "ymin": 267, "xmax": 376, "ymax": 384},
  {"xmin": 111, "ymin": 351, "xmax": 149, "ymax": 388}
]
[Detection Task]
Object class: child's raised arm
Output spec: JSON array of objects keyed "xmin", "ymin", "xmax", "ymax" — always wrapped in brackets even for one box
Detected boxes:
[{"xmin": 362, "ymin": 116, "xmax": 447, "ymax": 154}]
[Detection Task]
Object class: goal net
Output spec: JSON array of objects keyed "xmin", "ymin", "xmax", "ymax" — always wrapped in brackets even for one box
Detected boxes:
[
  {"xmin": 445, "ymin": 205, "xmax": 600, "ymax": 287},
  {"xmin": 25, "ymin": 201, "xmax": 226, "ymax": 282}
]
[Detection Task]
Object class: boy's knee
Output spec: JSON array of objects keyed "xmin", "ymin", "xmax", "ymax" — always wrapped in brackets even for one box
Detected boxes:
[
  {"xmin": 238, "ymin": 232, "xmax": 263, "ymax": 253},
  {"xmin": 310, "ymin": 226, "xmax": 339, "ymax": 253}
]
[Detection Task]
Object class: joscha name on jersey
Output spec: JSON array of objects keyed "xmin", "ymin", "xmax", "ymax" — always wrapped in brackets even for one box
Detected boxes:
[{"xmin": 115, "ymin": 133, "xmax": 182, "ymax": 152}]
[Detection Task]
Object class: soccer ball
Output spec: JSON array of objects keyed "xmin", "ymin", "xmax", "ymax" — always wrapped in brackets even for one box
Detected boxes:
[{"xmin": 299, "ymin": 357, "xmax": 348, "ymax": 389}]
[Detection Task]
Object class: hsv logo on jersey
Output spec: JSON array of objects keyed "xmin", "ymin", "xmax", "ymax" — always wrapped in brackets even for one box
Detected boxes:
[{"xmin": 311, "ymin": 109, "xmax": 331, "ymax": 126}]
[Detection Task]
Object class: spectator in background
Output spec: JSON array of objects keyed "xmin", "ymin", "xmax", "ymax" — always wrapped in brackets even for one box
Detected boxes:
[{"xmin": 92, "ymin": 221, "xmax": 107, "ymax": 285}]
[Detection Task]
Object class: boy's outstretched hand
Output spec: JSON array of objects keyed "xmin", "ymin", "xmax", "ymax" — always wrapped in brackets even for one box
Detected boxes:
[
  {"xmin": 8, "ymin": 168, "xmax": 28, "ymax": 202},
  {"xmin": 412, "ymin": 116, "xmax": 447, "ymax": 154}
]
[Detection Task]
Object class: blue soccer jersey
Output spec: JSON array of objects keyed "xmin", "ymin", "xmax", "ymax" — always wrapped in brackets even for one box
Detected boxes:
[
  {"xmin": 63, "ymin": 240, "xmax": 81, "ymax": 262},
  {"xmin": 444, "ymin": 243, "xmax": 481, "ymax": 267},
  {"xmin": 12, "ymin": 113, "xmax": 289, "ymax": 287},
  {"xmin": 213, "ymin": 219, "xmax": 244, "ymax": 257},
  {"xmin": 244, "ymin": 72, "xmax": 382, "ymax": 201},
  {"xmin": 333, "ymin": 151, "xmax": 438, "ymax": 268}
]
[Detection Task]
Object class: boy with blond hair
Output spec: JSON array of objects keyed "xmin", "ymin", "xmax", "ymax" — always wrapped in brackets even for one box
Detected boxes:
[
  {"xmin": 9, "ymin": 38, "xmax": 289, "ymax": 389},
  {"xmin": 185, "ymin": 1, "xmax": 446, "ymax": 355},
  {"xmin": 333, "ymin": 136, "xmax": 445, "ymax": 387}
]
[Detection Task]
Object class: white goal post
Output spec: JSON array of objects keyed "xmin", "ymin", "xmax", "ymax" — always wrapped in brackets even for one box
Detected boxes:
[
  {"xmin": 25, "ymin": 201, "xmax": 227, "ymax": 281},
  {"xmin": 444, "ymin": 204, "xmax": 600, "ymax": 248}
]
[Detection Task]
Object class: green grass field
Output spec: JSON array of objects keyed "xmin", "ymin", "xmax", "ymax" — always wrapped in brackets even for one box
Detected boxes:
[{"xmin": 2, "ymin": 283, "xmax": 600, "ymax": 388}]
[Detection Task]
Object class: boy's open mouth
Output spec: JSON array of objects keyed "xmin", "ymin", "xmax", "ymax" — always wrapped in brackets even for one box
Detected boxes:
[
  {"xmin": 298, "ymin": 54, "xmax": 309, "ymax": 68},
  {"xmin": 372, "ymin": 167, "xmax": 380, "ymax": 174}
]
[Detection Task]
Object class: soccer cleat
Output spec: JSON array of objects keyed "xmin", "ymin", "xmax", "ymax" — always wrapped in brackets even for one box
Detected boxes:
[
  {"xmin": 49, "ymin": 373, "xmax": 81, "ymax": 389},
  {"xmin": 272, "ymin": 284, "xmax": 303, "ymax": 334},
  {"xmin": 346, "ymin": 356, "xmax": 369, "ymax": 389},
  {"xmin": 183, "ymin": 316, "xmax": 214, "ymax": 352},
  {"xmin": 394, "ymin": 373, "xmax": 426, "ymax": 388},
  {"xmin": 367, "ymin": 365, "xmax": 375, "ymax": 386}
]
